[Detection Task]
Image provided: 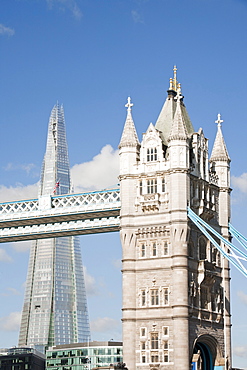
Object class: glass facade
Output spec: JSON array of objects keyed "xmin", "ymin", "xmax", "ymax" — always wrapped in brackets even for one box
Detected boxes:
[
  {"xmin": 0, "ymin": 347, "xmax": 45, "ymax": 370},
  {"xmin": 46, "ymin": 342, "xmax": 123, "ymax": 370},
  {"xmin": 18, "ymin": 104, "xmax": 90, "ymax": 351}
]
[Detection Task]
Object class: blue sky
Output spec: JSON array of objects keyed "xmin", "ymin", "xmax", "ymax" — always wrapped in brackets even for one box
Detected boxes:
[{"xmin": 0, "ymin": 0, "xmax": 247, "ymax": 368}]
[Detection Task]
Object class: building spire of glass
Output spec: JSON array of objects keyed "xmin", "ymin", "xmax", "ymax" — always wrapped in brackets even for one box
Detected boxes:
[{"xmin": 18, "ymin": 103, "xmax": 90, "ymax": 352}]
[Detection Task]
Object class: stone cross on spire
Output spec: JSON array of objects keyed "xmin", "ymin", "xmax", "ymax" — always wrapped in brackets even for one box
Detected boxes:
[
  {"xmin": 125, "ymin": 96, "xmax": 133, "ymax": 113},
  {"xmin": 215, "ymin": 113, "xmax": 223, "ymax": 127}
]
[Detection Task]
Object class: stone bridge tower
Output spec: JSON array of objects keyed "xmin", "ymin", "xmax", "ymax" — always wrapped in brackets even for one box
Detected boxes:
[{"xmin": 119, "ymin": 68, "xmax": 231, "ymax": 370}]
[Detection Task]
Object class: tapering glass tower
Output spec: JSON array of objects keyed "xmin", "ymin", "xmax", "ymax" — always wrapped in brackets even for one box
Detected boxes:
[{"xmin": 19, "ymin": 104, "xmax": 90, "ymax": 352}]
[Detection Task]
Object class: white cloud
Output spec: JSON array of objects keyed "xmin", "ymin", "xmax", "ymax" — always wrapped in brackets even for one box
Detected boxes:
[
  {"xmin": 0, "ymin": 248, "xmax": 12, "ymax": 262},
  {"xmin": 0, "ymin": 24, "xmax": 15, "ymax": 36},
  {"xmin": 1, "ymin": 287, "xmax": 21, "ymax": 297},
  {"xmin": 11, "ymin": 240, "xmax": 32, "ymax": 253},
  {"xmin": 84, "ymin": 266, "xmax": 99, "ymax": 296},
  {"xmin": 0, "ymin": 311, "xmax": 21, "ymax": 332},
  {"xmin": 131, "ymin": 10, "xmax": 144, "ymax": 23},
  {"xmin": 233, "ymin": 345, "xmax": 247, "ymax": 358},
  {"xmin": 90, "ymin": 317, "xmax": 120, "ymax": 333},
  {"xmin": 7, "ymin": 287, "xmax": 21, "ymax": 296},
  {"xmin": 71, "ymin": 145, "xmax": 119, "ymax": 192},
  {"xmin": 4, "ymin": 162, "xmax": 36, "ymax": 175},
  {"xmin": 0, "ymin": 183, "xmax": 38, "ymax": 202},
  {"xmin": 46, "ymin": 0, "xmax": 82, "ymax": 20},
  {"xmin": 237, "ymin": 290, "xmax": 247, "ymax": 305},
  {"xmin": 0, "ymin": 145, "xmax": 118, "ymax": 202},
  {"xmin": 232, "ymin": 173, "xmax": 247, "ymax": 194}
]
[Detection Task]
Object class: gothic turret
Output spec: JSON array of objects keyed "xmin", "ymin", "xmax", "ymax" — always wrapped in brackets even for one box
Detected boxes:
[
  {"xmin": 119, "ymin": 97, "xmax": 140, "ymax": 149},
  {"xmin": 210, "ymin": 114, "xmax": 230, "ymax": 188},
  {"xmin": 210, "ymin": 115, "xmax": 231, "ymax": 367},
  {"xmin": 168, "ymin": 94, "xmax": 188, "ymax": 141},
  {"xmin": 119, "ymin": 97, "xmax": 140, "ymax": 176}
]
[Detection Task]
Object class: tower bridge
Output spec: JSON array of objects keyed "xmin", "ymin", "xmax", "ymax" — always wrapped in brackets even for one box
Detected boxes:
[{"xmin": 4, "ymin": 68, "xmax": 247, "ymax": 369}]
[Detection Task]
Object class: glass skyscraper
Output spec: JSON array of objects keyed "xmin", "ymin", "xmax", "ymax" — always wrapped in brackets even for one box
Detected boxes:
[{"xmin": 18, "ymin": 104, "xmax": 90, "ymax": 352}]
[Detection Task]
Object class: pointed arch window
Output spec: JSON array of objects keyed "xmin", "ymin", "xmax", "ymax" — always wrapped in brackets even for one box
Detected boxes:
[{"xmin": 147, "ymin": 148, "xmax": 157, "ymax": 162}]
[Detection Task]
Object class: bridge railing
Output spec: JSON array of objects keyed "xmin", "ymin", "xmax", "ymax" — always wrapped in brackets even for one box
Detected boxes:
[{"xmin": 0, "ymin": 188, "xmax": 120, "ymax": 221}]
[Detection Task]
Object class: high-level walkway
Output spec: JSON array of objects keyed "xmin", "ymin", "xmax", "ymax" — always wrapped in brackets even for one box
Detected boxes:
[{"xmin": 0, "ymin": 188, "xmax": 120, "ymax": 242}]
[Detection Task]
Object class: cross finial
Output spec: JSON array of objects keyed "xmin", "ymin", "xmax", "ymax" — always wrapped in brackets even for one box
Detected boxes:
[
  {"xmin": 125, "ymin": 96, "xmax": 133, "ymax": 113},
  {"xmin": 215, "ymin": 113, "xmax": 223, "ymax": 127}
]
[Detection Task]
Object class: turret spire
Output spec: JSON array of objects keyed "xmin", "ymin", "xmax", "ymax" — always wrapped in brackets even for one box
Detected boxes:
[
  {"xmin": 119, "ymin": 97, "xmax": 140, "ymax": 148},
  {"xmin": 155, "ymin": 67, "xmax": 194, "ymax": 145},
  {"xmin": 210, "ymin": 114, "xmax": 230, "ymax": 162},
  {"xmin": 168, "ymin": 94, "xmax": 188, "ymax": 141}
]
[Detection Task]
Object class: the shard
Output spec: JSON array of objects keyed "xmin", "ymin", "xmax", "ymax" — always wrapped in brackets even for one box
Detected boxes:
[{"xmin": 18, "ymin": 104, "xmax": 90, "ymax": 352}]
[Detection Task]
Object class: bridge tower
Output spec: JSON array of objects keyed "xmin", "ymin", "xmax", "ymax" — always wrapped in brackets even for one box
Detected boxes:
[{"xmin": 119, "ymin": 68, "xmax": 231, "ymax": 370}]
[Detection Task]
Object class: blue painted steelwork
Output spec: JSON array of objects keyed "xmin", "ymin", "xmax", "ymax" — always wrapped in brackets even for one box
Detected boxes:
[
  {"xmin": 53, "ymin": 187, "xmax": 120, "ymax": 198},
  {"xmin": 188, "ymin": 207, "xmax": 247, "ymax": 278},
  {"xmin": 229, "ymin": 223, "xmax": 247, "ymax": 252},
  {"xmin": 194, "ymin": 343, "xmax": 213, "ymax": 370}
]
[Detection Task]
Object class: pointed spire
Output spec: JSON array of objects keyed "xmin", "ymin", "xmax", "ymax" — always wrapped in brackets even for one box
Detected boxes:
[
  {"xmin": 210, "ymin": 114, "xmax": 230, "ymax": 162},
  {"xmin": 119, "ymin": 97, "xmax": 140, "ymax": 148},
  {"xmin": 168, "ymin": 94, "xmax": 188, "ymax": 141},
  {"xmin": 155, "ymin": 66, "xmax": 194, "ymax": 145}
]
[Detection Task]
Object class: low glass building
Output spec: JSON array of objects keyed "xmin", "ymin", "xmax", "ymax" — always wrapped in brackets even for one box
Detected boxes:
[
  {"xmin": 46, "ymin": 341, "xmax": 123, "ymax": 370},
  {"xmin": 0, "ymin": 347, "xmax": 45, "ymax": 370}
]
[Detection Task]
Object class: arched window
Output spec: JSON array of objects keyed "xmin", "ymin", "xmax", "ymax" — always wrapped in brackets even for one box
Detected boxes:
[{"xmin": 152, "ymin": 242, "xmax": 157, "ymax": 256}]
